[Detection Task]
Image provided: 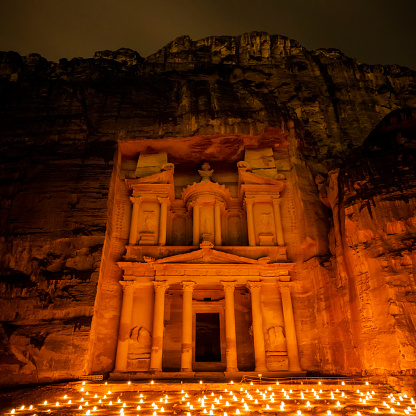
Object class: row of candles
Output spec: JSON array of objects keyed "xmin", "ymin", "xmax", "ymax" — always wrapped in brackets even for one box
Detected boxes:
[{"xmin": 6, "ymin": 380, "xmax": 416, "ymax": 416}]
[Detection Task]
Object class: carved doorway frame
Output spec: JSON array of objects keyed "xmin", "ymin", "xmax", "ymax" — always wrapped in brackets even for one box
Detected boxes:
[{"xmin": 192, "ymin": 300, "xmax": 226, "ymax": 371}]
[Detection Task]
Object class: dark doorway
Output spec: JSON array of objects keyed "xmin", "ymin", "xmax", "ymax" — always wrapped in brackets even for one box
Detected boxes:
[{"xmin": 195, "ymin": 313, "xmax": 221, "ymax": 362}]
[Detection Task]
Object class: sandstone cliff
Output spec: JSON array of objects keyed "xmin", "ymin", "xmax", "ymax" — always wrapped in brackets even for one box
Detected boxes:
[{"xmin": 0, "ymin": 32, "xmax": 415, "ymax": 386}]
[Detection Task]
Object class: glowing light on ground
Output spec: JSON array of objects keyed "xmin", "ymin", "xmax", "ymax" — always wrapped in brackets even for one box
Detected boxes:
[{"xmin": 2, "ymin": 378, "xmax": 414, "ymax": 416}]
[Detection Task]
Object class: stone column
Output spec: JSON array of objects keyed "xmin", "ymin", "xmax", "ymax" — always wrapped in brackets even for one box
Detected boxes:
[
  {"xmin": 149, "ymin": 280, "xmax": 169, "ymax": 372},
  {"xmin": 158, "ymin": 197, "xmax": 169, "ymax": 246},
  {"xmin": 222, "ymin": 281, "xmax": 239, "ymax": 372},
  {"xmin": 272, "ymin": 197, "xmax": 285, "ymax": 246},
  {"xmin": 114, "ymin": 281, "xmax": 135, "ymax": 372},
  {"xmin": 214, "ymin": 201, "xmax": 222, "ymax": 246},
  {"xmin": 245, "ymin": 198, "xmax": 256, "ymax": 246},
  {"xmin": 192, "ymin": 202, "xmax": 200, "ymax": 246},
  {"xmin": 280, "ymin": 285, "xmax": 301, "ymax": 371},
  {"xmin": 181, "ymin": 281, "xmax": 195, "ymax": 372},
  {"xmin": 129, "ymin": 197, "xmax": 141, "ymax": 245},
  {"xmin": 247, "ymin": 281, "xmax": 267, "ymax": 371}
]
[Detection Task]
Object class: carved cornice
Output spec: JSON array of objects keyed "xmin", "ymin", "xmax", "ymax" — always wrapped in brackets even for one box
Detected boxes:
[{"xmin": 125, "ymin": 181, "xmax": 175, "ymax": 202}]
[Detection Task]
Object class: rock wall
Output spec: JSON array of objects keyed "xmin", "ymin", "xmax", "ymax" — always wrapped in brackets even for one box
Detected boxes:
[{"xmin": 0, "ymin": 32, "xmax": 415, "ymax": 384}]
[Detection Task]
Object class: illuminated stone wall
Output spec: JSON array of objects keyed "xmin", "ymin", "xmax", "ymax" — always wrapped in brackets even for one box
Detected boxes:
[{"xmin": 0, "ymin": 33, "xmax": 415, "ymax": 385}]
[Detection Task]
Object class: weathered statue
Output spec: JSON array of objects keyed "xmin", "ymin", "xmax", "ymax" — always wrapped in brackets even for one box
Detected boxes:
[
  {"xmin": 143, "ymin": 211, "xmax": 157, "ymax": 232},
  {"xmin": 130, "ymin": 326, "xmax": 152, "ymax": 348},
  {"xmin": 260, "ymin": 212, "xmax": 271, "ymax": 233},
  {"xmin": 267, "ymin": 326, "xmax": 287, "ymax": 352},
  {"xmin": 128, "ymin": 326, "xmax": 152, "ymax": 366}
]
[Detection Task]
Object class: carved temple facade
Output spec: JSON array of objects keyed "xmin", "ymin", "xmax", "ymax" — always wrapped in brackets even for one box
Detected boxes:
[{"xmin": 108, "ymin": 139, "xmax": 305, "ymax": 376}]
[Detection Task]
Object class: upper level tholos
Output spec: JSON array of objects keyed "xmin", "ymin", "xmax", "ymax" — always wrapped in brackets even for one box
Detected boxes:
[{"xmin": 122, "ymin": 146, "xmax": 289, "ymax": 263}]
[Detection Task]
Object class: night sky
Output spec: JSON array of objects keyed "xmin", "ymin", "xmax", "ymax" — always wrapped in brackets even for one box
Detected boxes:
[{"xmin": 1, "ymin": 0, "xmax": 415, "ymax": 69}]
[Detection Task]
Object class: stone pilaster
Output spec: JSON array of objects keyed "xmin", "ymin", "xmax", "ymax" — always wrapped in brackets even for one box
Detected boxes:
[
  {"xmin": 272, "ymin": 197, "xmax": 285, "ymax": 246},
  {"xmin": 149, "ymin": 280, "xmax": 169, "ymax": 372},
  {"xmin": 222, "ymin": 281, "xmax": 239, "ymax": 372},
  {"xmin": 192, "ymin": 203, "xmax": 200, "ymax": 246},
  {"xmin": 158, "ymin": 197, "xmax": 169, "ymax": 246},
  {"xmin": 245, "ymin": 198, "xmax": 256, "ymax": 246},
  {"xmin": 181, "ymin": 281, "xmax": 195, "ymax": 372},
  {"xmin": 214, "ymin": 201, "xmax": 222, "ymax": 246},
  {"xmin": 280, "ymin": 284, "xmax": 301, "ymax": 371},
  {"xmin": 247, "ymin": 281, "xmax": 267, "ymax": 371},
  {"xmin": 114, "ymin": 281, "xmax": 135, "ymax": 372},
  {"xmin": 129, "ymin": 197, "xmax": 141, "ymax": 245}
]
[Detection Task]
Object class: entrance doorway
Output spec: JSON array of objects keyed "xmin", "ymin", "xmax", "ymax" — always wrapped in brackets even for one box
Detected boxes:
[{"xmin": 195, "ymin": 313, "xmax": 221, "ymax": 362}]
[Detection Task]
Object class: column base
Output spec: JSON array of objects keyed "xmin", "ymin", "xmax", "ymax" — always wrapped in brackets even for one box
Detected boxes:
[
  {"xmin": 225, "ymin": 369, "xmax": 240, "ymax": 377},
  {"xmin": 254, "ymin": 367, "xmax": 268, "ymax": 373}
]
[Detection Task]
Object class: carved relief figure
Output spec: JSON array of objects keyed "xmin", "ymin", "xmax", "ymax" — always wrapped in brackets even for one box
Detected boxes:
[
  {"xmin": 260, "ymin": 212, "xmax": 271, "ymax": 233},
  {"xmin": 142, "ymin": 211, "xmax": 157, "ymax": 232},
  {"xmin": 203, "ymin": 215, "xmax": 213, "ymax": 234},
  {"xmin": 128, "ymin": 326, "xmax": 152, "ymax": 361},
  {"xmin": 267, "ymin": 326, "xmax": 287, "ymax": 352}
]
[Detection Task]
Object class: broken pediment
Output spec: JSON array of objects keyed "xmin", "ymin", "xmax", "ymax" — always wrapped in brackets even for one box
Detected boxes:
[
  {"xmin": 239, "ymin": 169, "xmax": 286, "ymax": 187},
  {"xmin": 125, "ymin": 165, "xmax": 174, "ymax": 186},
  {"xmin": 134, "ymin": 152, "xmax": 168, "ymax": 178}
]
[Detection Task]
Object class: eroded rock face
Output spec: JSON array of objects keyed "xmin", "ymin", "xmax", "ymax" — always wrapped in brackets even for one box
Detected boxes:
[{"xmin": 0, "ymin": 32, "xmax": 415, "ymax": 386}]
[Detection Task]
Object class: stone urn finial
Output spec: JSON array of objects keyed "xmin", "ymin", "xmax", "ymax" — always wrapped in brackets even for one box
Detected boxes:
[{"xmin": 198, "ymin": 162, "xmax": 214, "ymax": 183}]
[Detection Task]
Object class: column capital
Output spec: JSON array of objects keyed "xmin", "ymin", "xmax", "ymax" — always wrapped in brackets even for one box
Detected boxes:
[
  {"xmin": 130, "ymin": 196, "xmax": 142, "ymax": 204},
  {"xmin": 244, "ymin": 196, "xmax": 255, "ymax": 206},
  {"xmin": 278, "ymin": 283, "xmax": 292, "ymax": 293},
  {"xmin": 215, "ymin": 199, "xmax": 225, "ymax": 208},
  {"xmin": 221, "ymin": 280, "xmax": 237, "ymax": 291},
  {"xmin": 182, "ymin": 281, "xmax": 196, "ymax": 292},
  {"xmin": 272, "ymin": 196, "xmax": 282, "ymax": 204},
  {"xmin": 153, "ymin": 280, "xmax": 169, "ymax": 293},
  {"xmin": 157, "ymin": 196, "xmax": 170, "ymax": 205},
  {"xmin": 119, "ymin": 280, "xmax": 136, "ymax": 290},
  {"xmin": 247, "ymin": 280, "xmax": 263, "ymax": 292}
]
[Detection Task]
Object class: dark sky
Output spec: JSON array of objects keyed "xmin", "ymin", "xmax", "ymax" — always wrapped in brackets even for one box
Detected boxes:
[{"xmin": 1, "ymin": 0, "xmax": 415, "ymax": 69}]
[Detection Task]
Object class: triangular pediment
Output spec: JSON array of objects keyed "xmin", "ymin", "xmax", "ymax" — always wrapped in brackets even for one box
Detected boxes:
[{"xmin": 153, "ymin": 243, "xmax": 262, "ymax": 265}]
